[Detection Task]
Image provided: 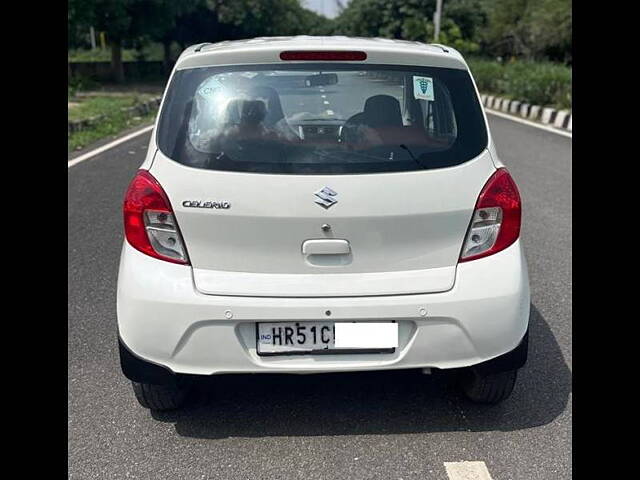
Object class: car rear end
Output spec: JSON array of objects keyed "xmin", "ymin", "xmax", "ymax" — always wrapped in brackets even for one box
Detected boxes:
[{"xmin": 117, "ymin": 38, "xmax": 530, "ymax": 409}]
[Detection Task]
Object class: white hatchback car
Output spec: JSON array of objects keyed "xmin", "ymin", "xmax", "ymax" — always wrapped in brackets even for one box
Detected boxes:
[{"xmin": 117, "ymin": 36, "xmax": 530, "ymax": 411}]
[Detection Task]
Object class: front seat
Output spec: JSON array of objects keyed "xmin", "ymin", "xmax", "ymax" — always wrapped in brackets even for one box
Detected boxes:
[
  {"xmin": 246, "ymin": 85, "xmax": 299, "ymax": 140},
  {"xmin": 362, "ymin": 95, "xmax": 403, "ymax": 128},
  {"xmin": 341, "ymin": 95, "xmax": 403, "ymax": 144},
  {"xmin": 219, "ymin": 98, "xmax": 269, "ymax": 144}
]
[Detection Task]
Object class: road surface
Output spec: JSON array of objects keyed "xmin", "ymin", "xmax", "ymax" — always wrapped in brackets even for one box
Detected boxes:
[{"xmin": 68, "ymin": 114, "xmax": 571, "ymax": 479}]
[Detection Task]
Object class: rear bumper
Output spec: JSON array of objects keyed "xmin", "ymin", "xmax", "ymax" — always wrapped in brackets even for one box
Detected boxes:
[
  {"xmin": 117, "ymin": 239, "xmax": 530, "ymax": 377},
  {"xmin": 119, "ymin": 329, "xmax": 529, "ymax": 385}
]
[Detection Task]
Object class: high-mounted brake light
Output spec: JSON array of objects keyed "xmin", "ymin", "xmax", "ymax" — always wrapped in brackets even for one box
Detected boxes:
[
  {"xmin": 459, "ymin": 168, "xmax": 521, "ymax": 262},
  {"xmin": 123, "ymin": 170, "xmax": 189, "ymax": 264},
  {"xmin": 280, "ymin": 51, "xmax": 367, "ymax": 61}
]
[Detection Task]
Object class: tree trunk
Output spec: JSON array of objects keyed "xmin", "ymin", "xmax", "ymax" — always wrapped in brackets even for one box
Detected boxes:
[
  {"xmin": 162, "ymin": 40, "xmax": 172, "ymax": 75},
  {"xmin": 111, "ymin": 39, "xmax": 125, "ymax": 83}
]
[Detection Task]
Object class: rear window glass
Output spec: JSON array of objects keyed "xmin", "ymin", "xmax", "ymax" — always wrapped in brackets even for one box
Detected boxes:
[{"xmin": 157, "ymin": 63, "xmax": 487, "ymax": 174}]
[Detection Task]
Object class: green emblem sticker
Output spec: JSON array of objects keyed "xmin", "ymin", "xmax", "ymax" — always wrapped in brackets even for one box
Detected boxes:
[{"xmin": 413, "ymin": 76, "xmax": 434, "ymax": 101}]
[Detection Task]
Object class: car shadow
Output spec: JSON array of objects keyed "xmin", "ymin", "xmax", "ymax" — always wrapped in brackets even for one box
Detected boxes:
[{"xmin": 151, "ymin": 304, "xmax": 570, "ymax": 439}]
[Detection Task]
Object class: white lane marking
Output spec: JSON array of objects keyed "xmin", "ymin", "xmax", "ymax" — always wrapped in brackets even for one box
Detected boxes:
[
  {"xmin": 485, "ymin": 108, "xmax": 572, "ymax": 139},
  {"xmin": 321, "ymin": 94, "xmax": 327, "ymax": 98},
  {"xmin": 326, "ymin": 110, "xmax": 334, "ymax": 115},
  {"xmin": 323, "ymin": 100, "xmax": 330, "ymax": 105},
  {"xmin": 68, "ymin": 124, "xmax": 154, "ymax": 169},
  {"xmin": 444, "ymin": 461, "xmax": 493, "ymax": 480}
]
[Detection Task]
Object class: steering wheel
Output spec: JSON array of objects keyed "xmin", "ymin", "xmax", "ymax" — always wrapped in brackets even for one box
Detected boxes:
[{"xmin": 339, "ymin": 113, "xmax": 366, "ymax": 146}]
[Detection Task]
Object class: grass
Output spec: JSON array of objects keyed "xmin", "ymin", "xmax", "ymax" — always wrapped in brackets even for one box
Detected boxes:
[
  {"xmin": 467, "ymin": 58, "xmax": 572, "ymax": 110},
  {"xmin": 68, "ymin": 43, "xmax": 165, "ymax": 62},
  {"xmin": 68, "ymin": 94, "xmax": 156, "ymax": 152}
]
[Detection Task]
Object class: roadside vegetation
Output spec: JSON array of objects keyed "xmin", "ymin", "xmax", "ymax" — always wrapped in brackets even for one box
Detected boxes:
[
  {"xmin": 68, "ymin": 94, "xmax": 156, "ymax": 152},
  {"xmin": 68, "ymin": 43, "xmax": 166, "ymax": 62},
  {"xmin": 332, "ymin": 0, "xmax": 571, "ymax": 109},
  {"xmin": 467, "ymin": 58, "xmax": 571, "ymax": 109},
  {"xmin": 68, "ymin": 0, "xmax": 571, "ymax": 152}
]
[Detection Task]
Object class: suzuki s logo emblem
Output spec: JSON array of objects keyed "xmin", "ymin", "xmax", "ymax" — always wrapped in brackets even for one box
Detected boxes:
[{"xmin": 314, "ymin": 187, "xmax": 338, "ymax": 209}]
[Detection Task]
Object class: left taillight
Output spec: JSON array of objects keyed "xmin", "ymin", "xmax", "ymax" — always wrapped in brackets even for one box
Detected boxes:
[
  {"xmin": 123, "ymin": 170, "xmax": 189, "ymax": 264},
  {"xmin": 459, "ymin": 168, "xmax": 521, "ymax": 262}
]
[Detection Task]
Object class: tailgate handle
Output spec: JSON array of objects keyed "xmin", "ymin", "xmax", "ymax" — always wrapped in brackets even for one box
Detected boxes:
[{"xmin": 302, "ymin": 239, "xmax": 350, "ymax": 255}]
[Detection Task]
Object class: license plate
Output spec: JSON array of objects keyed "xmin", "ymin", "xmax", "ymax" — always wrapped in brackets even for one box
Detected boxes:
[{"xmin": 256, "ymin": 321, "xmax": 398, "ymax": 355}]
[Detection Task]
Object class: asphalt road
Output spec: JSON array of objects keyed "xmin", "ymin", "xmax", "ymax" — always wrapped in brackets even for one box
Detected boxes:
[{"xmin": 68, "ymin": 114, "xmax": 572, "ymax": 479}]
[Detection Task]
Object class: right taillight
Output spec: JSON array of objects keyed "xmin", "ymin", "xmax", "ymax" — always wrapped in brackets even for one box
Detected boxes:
[
  {"xmin": 459, "ymin": 168, "xmax": 521, "ymax": 262},
  {"xmin": 123, "ymin": 170, "xmax": 189, "ymax": 264}
]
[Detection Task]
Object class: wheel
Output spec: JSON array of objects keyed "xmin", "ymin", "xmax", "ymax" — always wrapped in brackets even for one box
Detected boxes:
[
  {"xmin": 131, "ymin": 380, "xmax": 189, "ymax": 411},
  {"xmin": 459, "ymin": 368, "xmax": 518, "ymax": 404}
]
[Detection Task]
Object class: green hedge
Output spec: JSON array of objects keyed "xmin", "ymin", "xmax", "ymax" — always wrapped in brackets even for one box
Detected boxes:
[
  {"xmin": 68, "ymin": 43, "xmax": 165, "ymax": 62},
  {"xmin": 467, "ymin": 58, "xmax": 572, "ymax": 110}
]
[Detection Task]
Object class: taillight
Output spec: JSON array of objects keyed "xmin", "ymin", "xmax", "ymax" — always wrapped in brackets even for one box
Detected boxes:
[
  {"xmin": 459, "ymin": 168, "xmax": 521, "ymax": 262},
  {"xmin": 123, "ymin": 170, "xmax": 189, "ymax": 264}
]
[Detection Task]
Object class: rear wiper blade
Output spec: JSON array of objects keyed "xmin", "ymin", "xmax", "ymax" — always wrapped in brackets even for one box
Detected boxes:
[
  {"xmin": 205, "ymin": 151, "xmax": 233, "ymax": 167},
  {"xmin": 313, "ymin": 149, "xmax": 383, "ymax": 162},
  {"xmin": 300, "ymin": 118, "xmax": 346, "ymax": 122},
  {"xmin": 399, "ymin": 144, "xmax": 426, "ymax": 169},
  {"xmin": 316, "ymin": 147, "xmax": 426, "ymax": 167}
]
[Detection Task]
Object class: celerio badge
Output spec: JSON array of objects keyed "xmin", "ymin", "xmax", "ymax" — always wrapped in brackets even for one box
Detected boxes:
[
  {"xmin": 314, "ymin": 187, "xmax": 338, "ymax": 209},
  {"xmin": 182, "ymin": 200, "xmax": 230, "ymax": 209}
]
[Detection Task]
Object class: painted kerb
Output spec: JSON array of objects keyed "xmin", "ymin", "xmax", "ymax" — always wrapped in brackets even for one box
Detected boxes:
[{"xmin": 480, "ymin": 93, "xmax": 572, "ymax": 132}]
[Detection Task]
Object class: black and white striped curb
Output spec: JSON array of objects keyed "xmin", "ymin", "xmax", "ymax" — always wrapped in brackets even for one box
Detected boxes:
[
  {"xmin": 480, "ymin": 94, "xmax": 572, "ymax": 132},
  {"xmin": 68, "ymin": 96, "xmax": 162, "ymax": 134}
]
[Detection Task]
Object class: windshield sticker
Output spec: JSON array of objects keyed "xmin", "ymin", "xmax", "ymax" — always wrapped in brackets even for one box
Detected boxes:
[
  {"xmin": 413, "ymin": 76, "xmax": 434, "ymax": 101},
  {"xmin": 197, "ymin": 77, "xmax": 225, "ymax": 97}
]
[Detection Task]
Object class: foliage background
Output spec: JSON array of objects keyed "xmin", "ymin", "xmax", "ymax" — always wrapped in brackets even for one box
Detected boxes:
[{"xmin": 68, "ymin": 0, "xmax": 572, "ymax": 108}]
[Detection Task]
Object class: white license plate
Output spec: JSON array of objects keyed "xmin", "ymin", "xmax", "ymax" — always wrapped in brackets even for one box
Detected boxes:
[{"xmin": 257, "ymin": 321, "xmax": 398, "ymax": 355}]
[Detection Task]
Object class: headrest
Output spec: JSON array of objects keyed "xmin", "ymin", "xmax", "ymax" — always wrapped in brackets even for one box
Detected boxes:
[
  {"xmin": 225, "ymin": 99, "xmax": 266, "ymax": 126},
  {"xmin": 246, "ymin": 85, "xmax": 285, "ymax": 126},
  {"xmin": 363, "ymin": 95, "xmax": 403, "ymax": 128}
]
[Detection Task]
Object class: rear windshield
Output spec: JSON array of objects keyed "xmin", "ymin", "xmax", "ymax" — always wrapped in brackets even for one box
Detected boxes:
[{"xmin": 157, "ymin": 63, "xmax": 487, "ymax": 174}]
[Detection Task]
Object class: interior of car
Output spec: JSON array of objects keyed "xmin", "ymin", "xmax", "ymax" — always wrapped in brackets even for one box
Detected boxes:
[{"xmin": 213, "ymin": 85, "xmax": 452, "ymax": 152}]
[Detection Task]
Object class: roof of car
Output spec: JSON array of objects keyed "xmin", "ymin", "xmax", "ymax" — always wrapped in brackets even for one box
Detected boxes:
[{"xmin": 174, "ymin": 36, "xmax": 468, "ymax": 71}]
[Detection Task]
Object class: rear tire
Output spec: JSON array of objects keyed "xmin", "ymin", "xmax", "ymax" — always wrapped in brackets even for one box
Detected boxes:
[
  {"xmin": 131, "ymin": 380, "xmax": 189, "ymax": 411},
  {"xmin": 459, "ymin": 368, "xmax": 517, "ymax": 404}
]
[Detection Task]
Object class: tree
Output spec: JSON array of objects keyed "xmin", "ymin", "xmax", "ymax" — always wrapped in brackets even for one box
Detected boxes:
[
  {"xmin": 332, "ymin": 0, "xmax": 482, "ymax": 54},
  {"xmin": 332, "ymin": 0, "xmax": 418, "ymax": 38},
  {"xmin": 89, "ymin": 0, "xmax": 133, "ymax": 82},
  {"xmin": 332, "ymin": 0, "xmax": 570, "ymax": 63},
  {"xmin": 69, "ymin": 0, "xmax": 337, "ymax": 83},
  {"xmin": 69, "ymin": 0, "xmax": 93, "ymax": 50},
  {"xmin": 445, "ymin": 0, "xmax": 488, "ymax": 41},
  {"xmin": 527, "ymin": 0, "xmax": 571, "ymax": 63},
  {"xmin": 478, "ymin": 0, "xmax": 571, "ymax": 62},
  {"xmin": 68, "ymin": 0, "xmax": 176, "ymax": 82},
  {"xmin": 69, "ymin": 0, "xmax": 96, "ymax": 79},
  {"xmin": 128, "ymin": 0, "xmax": 204, "ymax": 73},
  {"xmin": 217, "ymin": 0, "xmax": 329, "ymax": 38},
  {"xmin": 137, "ymin": 0, "xmax": 333, "ymax": 73},
  {"xmin": 295, "ymin": 7, "xmax": 334, "ymax": 35}
]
